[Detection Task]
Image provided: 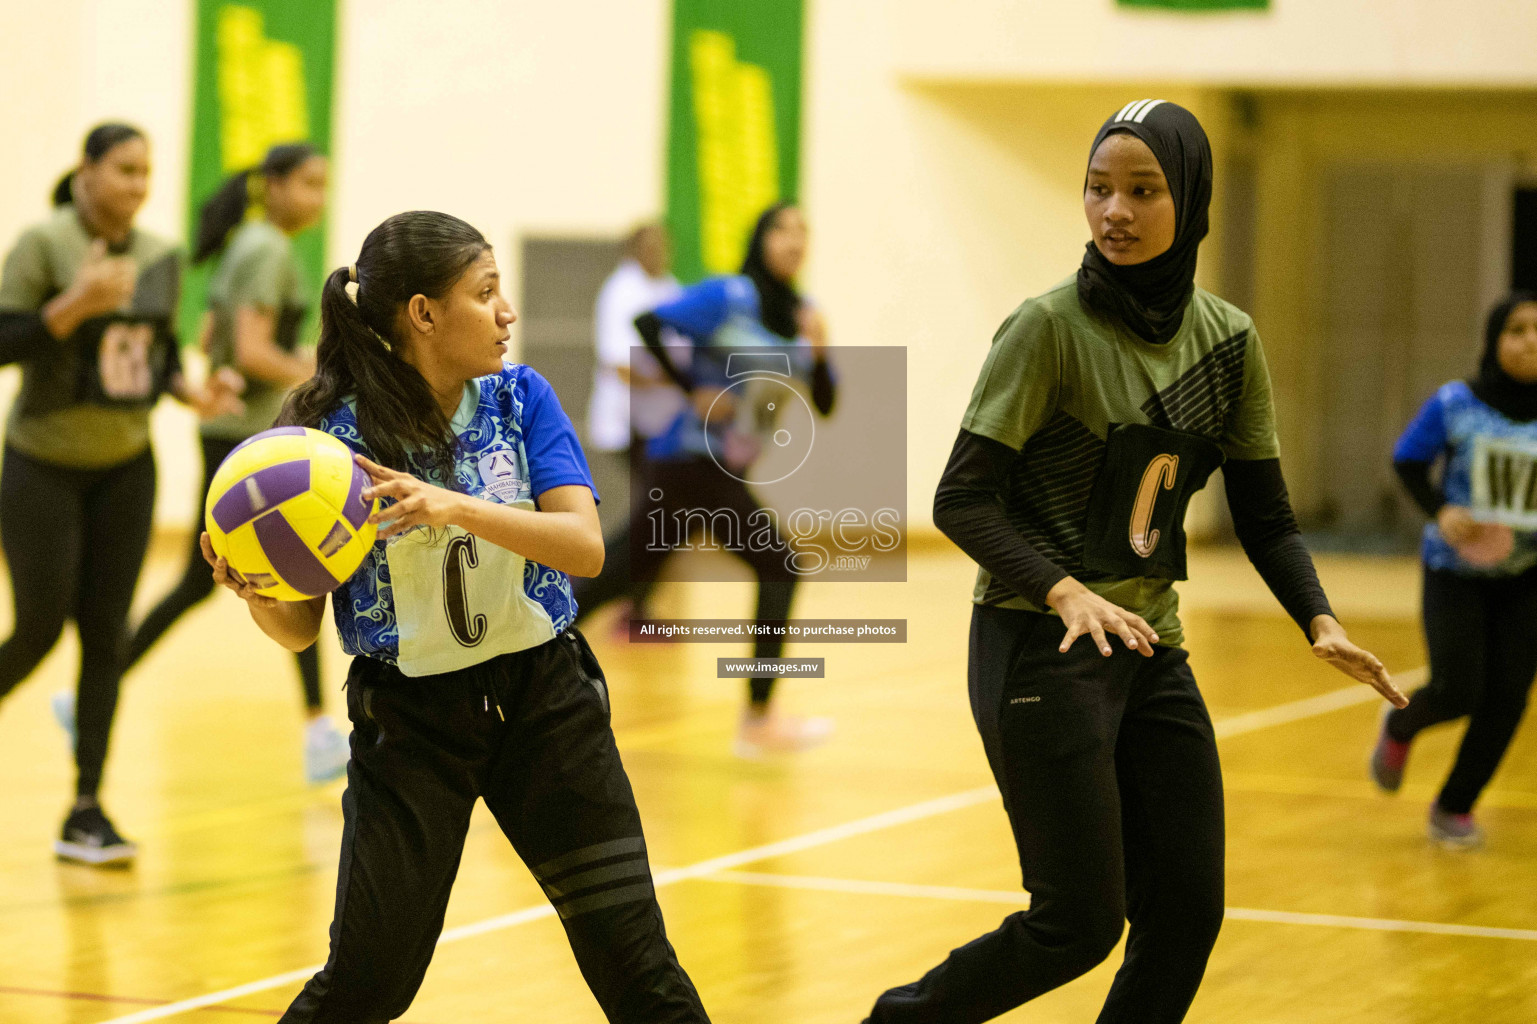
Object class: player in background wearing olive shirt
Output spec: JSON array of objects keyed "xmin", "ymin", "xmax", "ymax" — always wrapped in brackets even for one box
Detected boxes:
[
  {"xmin": 96, "ymin": 143, "xmax": 349, "ymax": 784},
  {"xmin": 0, "ymin": 124, "xmax": 242, "ymax": 865},
  {"xmin": 862, "ymin": 101, "xmax": 1407, "ymax": 1024}
]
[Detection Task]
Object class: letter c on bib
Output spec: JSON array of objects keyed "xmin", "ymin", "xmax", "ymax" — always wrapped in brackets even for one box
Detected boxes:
[{"xmin": 1129, "ymin": 454, "xmax": 1180, "ymax": 558}]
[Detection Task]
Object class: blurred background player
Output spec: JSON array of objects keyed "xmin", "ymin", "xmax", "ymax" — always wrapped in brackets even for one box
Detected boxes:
[
  {"xmin": 0, "ymin": 123, "xmax": 241, "ymax": 865},
  {"xmin": 206, "ymin": 210, "xmax": 711, "ymax": 1023},
  {"xmin": 585, "ymin": 222, "xmax": 682, "ymax": 634},
  {"xmin": 1372, "ymin": 292, "xmax": 1537, "ymax": 848},
  {"xmin": 579, "ymin": 203, "xmax": 837, "ymax": 757},
  {"xmin": 86, "ymin": 141, "xmax": 346, "ymax": 785}
]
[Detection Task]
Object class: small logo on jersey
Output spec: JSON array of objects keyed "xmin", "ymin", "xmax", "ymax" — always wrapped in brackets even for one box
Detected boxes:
[
  {"xmin": 1129, "ymin": 453, "xmax": 1180, "ymax": 557},
  {"xmin": 1009, "ymin": 695, "xmax": 1042, "ymax": 704},
  {"xmin": 477, "ymin": 449, "xmax": 526, "ymax": 504}
]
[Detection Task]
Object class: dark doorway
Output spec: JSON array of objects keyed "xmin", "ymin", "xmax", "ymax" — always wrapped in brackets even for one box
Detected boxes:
[{"xmin": 1514, "ymin": 188, "xmax": 1537, "ymax": 293}]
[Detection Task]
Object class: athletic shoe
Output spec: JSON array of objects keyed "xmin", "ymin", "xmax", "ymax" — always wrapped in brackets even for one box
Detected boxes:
[
  {"xmin": 304, "ymin": 717, "xmax": 351, "ymax": 785},
  {"xmin": 733, "ymin": 712, "xmax": 834, "ymax": 759},
  {"xmin": 55, "ymin": 806, "xmax": 137, "ymax": 866},
  {"xmin": 1427, "ymin": 806, "xmax": 1485, "ymax": 850},
  {"xmin": 1369, "ymin": 711, "xmax": 1410, "ymax": 793},
  {"xmin": 51, "ymin": 690, "xmax": 77, "ymax": 751}
]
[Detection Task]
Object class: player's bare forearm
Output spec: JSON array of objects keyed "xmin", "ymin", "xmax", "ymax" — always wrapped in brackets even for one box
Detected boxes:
[
  {"xmin": 448, "ymin": 489, "xmax": 605, "ymax": 578},
  {"xmin": 248, "ymin": 596, "xmax": 325, "ymax": 653}
]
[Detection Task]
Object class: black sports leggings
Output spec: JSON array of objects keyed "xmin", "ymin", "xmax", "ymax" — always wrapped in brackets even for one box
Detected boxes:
[
  {"xmin": 1386, "ymin": 566, "xmax": 1537, "ymax": 814},
  {"xmin": 124, "ymin": 435, "xmax": 320, "ymax": 706},
  {"xmin": 0, "ymin": 445, "xmax": 156, "ymax": 797},
  {"xmin": 868, "ymin": 607, "xmax": 1225, "ymax": 1024},
  {"xmin": 574, "ymin": 455, "xmax": 796, "ymax": 706}
]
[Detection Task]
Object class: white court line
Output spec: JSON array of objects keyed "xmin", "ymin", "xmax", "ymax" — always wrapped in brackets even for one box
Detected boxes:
[
  {"xmin": 1212, "ymin": 668, "xmax": 1423, "ymax": 741},
  {"xmin": 97, "ymin": 674, "xmax": 1412, "ymax": 1023},
  {"xmin": 701, "ymin": 870, "xmax": 1537, "ymax": 943}
]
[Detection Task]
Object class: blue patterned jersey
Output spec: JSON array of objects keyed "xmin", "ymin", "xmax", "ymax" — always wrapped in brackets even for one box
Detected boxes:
[
  {"xmin": 645, "ymin": 275, "xmax": 824, "ymax": 462},
  {"xmin": 319, "ymin": 364, "xmax": 598, "ymax": 675},
  {"xmin": 1395, "ymin": 380, "xmax": 1537, "ymax": 576}
]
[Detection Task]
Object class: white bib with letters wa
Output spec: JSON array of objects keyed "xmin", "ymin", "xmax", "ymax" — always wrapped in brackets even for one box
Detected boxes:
[
  {"xmin": 384, "ymin": 446, "xmax": 557, "ymax": 677},
  {"xmin": 1469, "ymin": 433, "xmax": 1537, "ymax": 530}
]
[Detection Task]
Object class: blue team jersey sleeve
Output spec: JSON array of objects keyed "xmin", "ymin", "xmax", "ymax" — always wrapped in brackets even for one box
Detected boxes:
[
  {"xmin": 513, "ymin": 366, "xmax": 600, "ymax": 505},
  {"xmin": 1394, "ymin": 386, "xmax": 1453, "ymax": 463},
  {"xmin": 650, "ymin": 275, "xmax": 759, "ymax": 343}
]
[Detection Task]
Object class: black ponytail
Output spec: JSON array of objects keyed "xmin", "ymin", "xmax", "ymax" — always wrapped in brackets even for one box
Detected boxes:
[
  {"xmin": 194, "ymin": 141, "xmax": 319, "ymax": 263},
  {"xmin": 52, "ymin": 122, "xmax": 145, "ymax": 207},
  {"xmin": 280, "ymin": 211, "xmax": 491, "ymax": 484}
]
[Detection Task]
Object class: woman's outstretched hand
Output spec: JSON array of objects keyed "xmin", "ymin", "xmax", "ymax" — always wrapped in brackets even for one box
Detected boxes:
[
  {"xmin": 1310, "ymin": 614, "xmax": 1407, "ymax": 707},
  {"xmin": 1045, "ymin": 576, "xmax": 1159, "ymax": 657},
  {"xmin": 356, "ymin": 454, "xmax": 464, "ymax": 539}
]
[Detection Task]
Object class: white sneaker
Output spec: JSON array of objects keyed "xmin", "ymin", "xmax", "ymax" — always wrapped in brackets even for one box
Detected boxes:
[
  {"xmin": 52, "ymin": 690, "xmax": 77, "ymax": 751},
  {"xmin": 733, "ymin": 712, "xmax": 834, "ymax": 759},
  {"xmin": 304, "ymin": 717, "xmax": 350, "ymax": 785}
]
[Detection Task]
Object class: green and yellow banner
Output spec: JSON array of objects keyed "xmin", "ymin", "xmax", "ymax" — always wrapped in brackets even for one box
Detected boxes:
[
  {"xmin": 182, "ymin": 0, "xmax": 336, "ymax": 342},
  {"xmin": 665, "ymin": 0, "xmax": 804, "ymax": 284}
]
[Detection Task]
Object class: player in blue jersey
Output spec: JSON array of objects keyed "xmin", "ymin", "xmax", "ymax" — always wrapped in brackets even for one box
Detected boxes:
[
  {"xmin": 202, "ymin": 211, "xmax": 711, "ymax": 1023},
  {"xmin": 1372, "ymin": 292, "xmax": 1537, "ymax": 848},
  {"xmin": 575, "ymin": 204, "xmax": 839, "ymax": 757}
]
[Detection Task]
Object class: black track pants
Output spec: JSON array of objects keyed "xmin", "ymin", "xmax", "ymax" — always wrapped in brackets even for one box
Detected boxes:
[
  {"xmin": 279, "ymin": 629, "xmax": 710, "ymax": 1024},
  {"xmin": 0, "ymin": 444, "xmax": 155, "ymax": 797},
  {"xmin": 867, "ymin": 606, "xmax": 1226, "ymax": 1024},
  {"xmin": 1387, "ymin": 566, "xmax": 1537, "ymax": 814}
]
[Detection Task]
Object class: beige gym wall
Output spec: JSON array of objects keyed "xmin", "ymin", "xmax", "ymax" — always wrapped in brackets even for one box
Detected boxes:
[{"xmin": 3, "ymin": 0, "xmax": 1536, "ymax": 536}]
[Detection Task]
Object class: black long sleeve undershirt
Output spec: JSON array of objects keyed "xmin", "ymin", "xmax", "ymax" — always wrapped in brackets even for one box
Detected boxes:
[
  {"xmin": 1221, "ymin": 457, "xmax": 1334, "ymax": 639},
  {"xmin": 1393, "ymin": 459, "xmax": 1445, "ymax": 518},
  {"xmin": 932, "ymin": 430, "xmax": 1071, "ymax": 607},
  {"xmin": 0, "ymin": 311, "xmax": 56, "ymax": 366},
  {"xmin": 934, "ymin": 429, "xmax": 1335, "ymax": 640},
  {"xmin": 633, "ymin": 311, "xmax": 836, "ymax": 415}
]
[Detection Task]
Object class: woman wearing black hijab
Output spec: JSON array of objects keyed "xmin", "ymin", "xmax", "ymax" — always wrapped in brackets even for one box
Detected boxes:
[
  {"xmin": 863, "ymin": 100, "xmax": 1403, "ymax": 1024},
  {"xmin": 1372, "ymin": 292, "xmax": 1537, "ymax": 848}
]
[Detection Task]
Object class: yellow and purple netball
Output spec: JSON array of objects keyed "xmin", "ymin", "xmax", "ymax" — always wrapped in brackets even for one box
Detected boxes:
[{"xmin": 204, "ymin": 427, "xmax": 378, "ymax": 601}]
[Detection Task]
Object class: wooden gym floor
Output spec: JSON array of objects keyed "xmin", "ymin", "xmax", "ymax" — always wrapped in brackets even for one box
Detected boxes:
[{"xmin": 0, "ymin": 540, "xmax": 1533, "ymax": 1023}]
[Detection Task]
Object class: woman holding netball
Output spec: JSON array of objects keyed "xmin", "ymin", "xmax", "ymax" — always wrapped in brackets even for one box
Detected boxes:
[
  {"xmin": 863, "ymin": 100, "xmax": 1405, "ymax": 1024},
  {"xmin": 0, "ymin": 123, "xmax": 241, "ymax": 866},
  {"xmin": 203, "ymin": 211, "xmax": 711, "ymax": 1023},
  {"xmin": 1371, "ymin": 291, "xmax": 1537, "ymax": 848}
]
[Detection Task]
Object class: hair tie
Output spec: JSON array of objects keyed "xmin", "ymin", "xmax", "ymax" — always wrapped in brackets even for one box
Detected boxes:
[{"xmin": 348, "ymin": 264, "xmax": 357, "ymax": 283}]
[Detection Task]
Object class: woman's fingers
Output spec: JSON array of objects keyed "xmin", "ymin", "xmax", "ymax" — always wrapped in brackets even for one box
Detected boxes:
[
  {"xmin": 354, "ymin": 453, "xmax": 400, "ymax": 481},
  {"xmin": 362, "ymin": 479, "xmax": 410, "ymax": 503},
  {"xmin": 1109, "ymin": 617, "xmax": 1142, "ymax": 654},
  {"xmin": 366, "ymin": 496, "xmax": 414, "ymax": 526},
  {"xmin": 199, "ymin": 532, "xmax": 218, "ymax": 568},
  {"xmin": 1059, "ymin": 618, "xmax": 1084, "ymax": 653},
  {"xmin": 1088, "ymin": 620, "xmax": 1112, "ymax": 657},
  {"xmin": 1126, "ymin": 612, "xmax": 1160, "ymax": 647}
]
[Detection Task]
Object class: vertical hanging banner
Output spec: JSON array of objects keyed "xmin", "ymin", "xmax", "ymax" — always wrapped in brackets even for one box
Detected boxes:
[
  {"xmin": 666, "ymin": 0, "xmax": 804, "ymax": 283},
  {"xmin": 182, "ymin": 0, "xmax": 337, "ymax": 342}
]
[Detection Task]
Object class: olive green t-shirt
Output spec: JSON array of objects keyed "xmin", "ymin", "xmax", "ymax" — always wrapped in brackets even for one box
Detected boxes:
[
  {"xmin": 0, "ymin": 206, "xmax": 182, "ymax": 468},
  {"xmin": 201, "ymin": 219, "xmax": 310, "ymax": 440},
  {"xmin": 962, "ymin": 275, "xmax": 1280, "ymax": 647}
]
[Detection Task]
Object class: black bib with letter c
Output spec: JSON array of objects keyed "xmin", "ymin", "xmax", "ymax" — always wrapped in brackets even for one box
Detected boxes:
[{"xmin": 1081, "ymin": 422, "xmax": 1224, "ymax": 581}]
